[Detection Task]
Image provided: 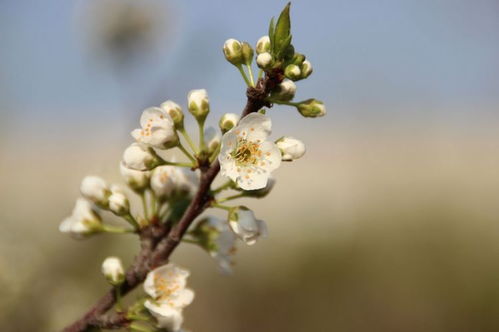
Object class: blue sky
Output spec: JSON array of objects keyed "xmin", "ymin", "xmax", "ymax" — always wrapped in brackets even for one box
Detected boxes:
[{"xmin": 1, "ymin": 0, "xmax": 499, "ymax": 129}]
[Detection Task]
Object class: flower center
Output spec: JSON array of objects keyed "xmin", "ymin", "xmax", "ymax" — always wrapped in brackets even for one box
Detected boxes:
[
  {"xmin": 154, "ymin": 275, "xmax": 180, "ymax": 301},
  {"xmin": 232, "ymin": 138, "xmax": 261, "ymax": 166}
]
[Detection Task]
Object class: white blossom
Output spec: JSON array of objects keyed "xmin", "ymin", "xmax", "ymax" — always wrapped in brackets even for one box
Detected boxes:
[
  {"xmin": 284, "ymin": 64, "xmax": 301, "ymax": 80},
  {"xmin": 229, "ymin": 207, "xmax": 267, "ymax": 245},
  {"xmin": 218, "ymin": 113, "xmax": 281, "ymax": 190},
  {"xmin": 187, "ymin": 89, "xmax": 210, "ymax": 119},
  {"xmin": 108, "ymin": 185, "xmax": 130, "ymax": 216},
  {"xmin": 59, "ymin": 198, "xmax": 102, "ymax": 238},
  {"xmin": 131, "ymin": 107, "xmax": 178, "ymax": 149},
  {"xmin": 151, "ymin": 166, "xmax": 198, "ymax": 199},
  {"xmin": 122, "ymin": 143, "xmax": 156, "ymax": 171},
  {"xmin": 144, "ymin": 263, "xmax": 194, "ymax": 331},
  {"xmin": 80, "ymin": 176, "xmax": 110, "ymax": 207},
  {"xmin": 301, "ymin": 59, "xmax": 313, "ymax": 78},
  {"xmin": 119, "ymin": 162, "xmax": 150, "ymax": 192},
  {"xmin": 276, "ymin": 136, "xmax": 306, "ymax": 161},
  {"xmin": 256, "ymin": 35, "xmax": 270, "ymax": 54},
  {"xmin": 203, "ymin": 216, "xmax": 237, "ymax": 274},
  {"xmin": 256, "ymin": 52, "xmax": 272, "ymax": 69},
  {"xmin": 101, "ymin": 256, "xmax": 125, "ymax": 285},
  {"xmin": 160, "ymin": 100, "xmax": 184, "ymax": 128}
]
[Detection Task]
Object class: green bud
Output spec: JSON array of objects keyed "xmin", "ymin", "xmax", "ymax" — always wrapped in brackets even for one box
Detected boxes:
[
  {"xmin": 241, "ymin": 42, "xmax": 254, "ymax": 64},
  {"xmin": 284, "ymin": 64, "xmax": 301, "ymax": 81},
  {"xmin": 160, "ymin": 100, "xmax": 184, "ymax": 129},
  {"xmin": 296, "ymin": 99, "xmax": 326, "ymax": 118},
  {"xmin": 256, "ymin": 52, "xmax": 273, "ymax": 69},
  {"xmin": 188, "ymin": 89, "xmax": 210, "ymax": 121},
  {"xmin": 219, "ymin": 113, "xmax": 240, "ymax": 133},
  {"xmin": 223, "ymin": 39, "xmax": 244, "ymax": 66},
  {"xmin": 270, "ymin": 79, "xmax": 296, "ymax": 102},
  {"xmin": 292, "ymin": 53, "xmax": 305, "ymax": 66}
]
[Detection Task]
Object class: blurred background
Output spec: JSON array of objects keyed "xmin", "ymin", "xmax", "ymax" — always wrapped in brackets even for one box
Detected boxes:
[{"xmin": 1, "ymin": 0, "xmax": 499, "ymax": 331}]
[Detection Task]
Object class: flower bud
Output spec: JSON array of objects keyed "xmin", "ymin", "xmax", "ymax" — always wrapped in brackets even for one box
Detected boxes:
[
  {"xmin": 59, "ymin": 198, "xmax": 102, "ymax": 238},
  {"xmin": 256, "ymin": 36, "xmax": 271, "ymax": 54},
  {"xmin": 160, "ymin": 100, "xmax": 184, "ymax": 130},
  {"xmin": 187, "ymin": 89, "xmax": 210, "ymax": 121},
  {"xmin": 256, "ymin": 52, "xmax": 273, "ymax": 69},
  {"xmin": 123, "ymin": 143, "xmax": 157, "ymax": 171},
  {"xmin": 218, "ymin": 113, "xmax": 240, "ymax": 133},
  {"xmin": 270, "ymin": 79, "xmax": 296, "ymax": 102},
  {"xmin": 150, "ymin": 165, "xmax": 177, "ymax": 200},
  {"xmin": 108, "ymin": 185, "xmax": 130, "ymax": 216},
  {"xmin": 223, "ymin": 39, "xmax": 244, "ymax": 66},
  {"xmin": 300, "ymin": 60, "xmax": 313, "ymax": 79},
  {"xmin": 292, "ymin": 53, "xmax": 306, "ymax": 66},
  {"xmin": 204, "ymin": 127, "xmax": 221, "ymax": 155},
  {"xmin": 228, "ymin": 207, "xmax": 267, "ymax": 245},
  {"xmin": 120, "ymin": 162, "xmax": 150, "ymax": 192},
  {"xmin": 276, "ymin": 137, "xmax": 306, "ymax": 161},
  {"xmin": 242, "ymin": 177, "xmax": 276, "ymax": 198},
  {"xmin": 80, "ymin": 176, "xmax": 110, "ymax": 207},
  {"xmin": 101, "ymin": 256, "xmax": 125, "ymax": 286},
  {"xmin": 284, "ymin": 64, "xmax": 301, "ymax": 81},
  {"xmin": 241, "ymin": 42, "xmax": 254, "ymax": 64},
  {"xmin": 296, "ymin": 99, "xmax": 326, "ymax": 118}
]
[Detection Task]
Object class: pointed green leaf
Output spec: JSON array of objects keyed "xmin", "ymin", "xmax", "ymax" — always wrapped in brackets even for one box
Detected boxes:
[
  {"xmin": 268, "ymin": 17, "xmax": 276, "ymax": 53},
  {"xmin": 274, "ymin": 2, "xmax": 292, "ymax": 57}
]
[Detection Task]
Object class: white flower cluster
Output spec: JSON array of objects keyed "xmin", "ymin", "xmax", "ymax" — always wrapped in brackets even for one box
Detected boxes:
[{"xmin": 144, "ymin": 263, "xmax": 194, "ymax": 331}]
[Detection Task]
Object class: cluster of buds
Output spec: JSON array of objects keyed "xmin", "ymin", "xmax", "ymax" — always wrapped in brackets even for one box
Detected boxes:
[
  {"xmin": 61, "ymin": 4, "xmax": 326, "ymax": 331},
  {"xmin": 222, "ymin": 3, "xmax": 326, "ymax": 118}
]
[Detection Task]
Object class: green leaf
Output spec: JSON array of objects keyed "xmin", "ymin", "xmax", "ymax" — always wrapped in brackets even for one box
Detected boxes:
[
  {"xmin": 274, "ymin": 2, "xmax": 292, "ymax": 58},
  {"xmin": 268, "ymin": 17, "xmax": 275, "ymax": 53}
]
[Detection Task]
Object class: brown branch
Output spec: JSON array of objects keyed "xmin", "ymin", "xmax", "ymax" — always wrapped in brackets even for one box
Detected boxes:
[{"xmin": 62, "ymin": 75, "xmax": 280, "ymax": 332}]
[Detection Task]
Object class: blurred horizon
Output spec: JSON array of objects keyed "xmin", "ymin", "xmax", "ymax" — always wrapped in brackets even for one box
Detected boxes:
[{"xmin": 1, "ymin": 0, "xmax": 499, "ymax": 331}]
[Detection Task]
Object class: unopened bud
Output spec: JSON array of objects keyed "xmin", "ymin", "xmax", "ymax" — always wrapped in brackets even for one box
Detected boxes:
[
  {"xmin": 160, "ymin": 100, "xmax": 184, "ymax": 130},
  {"xmin": 219, "ymin": 113, "xmax": 240, "ymax": 133},
  {"xmin": 241, "ymin": 42, "xmax": 254, "ymax": 64},
  {"xmin": 108, "ymin": 185, "xmax": 130, "ymax": 216},
  {"xmin": 256, "ymin": 52, "xmax": 273, "ymax": 69},
  {"xmin": 120, "ymin": 162, "xmax": 150, "ymax": 192},
  {"xmin": 204, "ymin": 127, "xmax": 221, "ymax": 155},
  {"xmin": 80, "ymin": 176, "xmax": 110, "ymax": 207},
  {"xmin": 300, "ymin": 60, "xmax": 313, "ymax": 79},
  {"xmin": 256, "ymin": 36, "xmax": 271, "ymax": 54},
  {"xmin": 284, "ymin": 64, "xmax": 301, "ymax": 81},
  {"xmin": 296, "ymin": 99, "xmax": 326, "ymax": 118},
  {"xmin": 228, "ymin": 207, "xmax": 267, "ymax": 246},
  {"xmin": 223, "ymin": 39, "xmax": 244, "ymax": 66},
  {"xmin": 276, "ymin": 137, "xmax": 306, "ymax": 161},
  {"xmin": 271, "ymin": 79, "xmax": 296, "ymax": 102},
  {"xmin": 188, "ymin": 89, "xmax": 210, "ymax": 121},
  {"xmin": 101, "ymin": 256, "xmax": 125, "ymax": 286},
  {"xmin": 292, "ymin": 53, "xmax": 306, "ymax": 66},
  {"xmin": 123, "ymin": 143, "xmax": 157, "ymax": 171}
]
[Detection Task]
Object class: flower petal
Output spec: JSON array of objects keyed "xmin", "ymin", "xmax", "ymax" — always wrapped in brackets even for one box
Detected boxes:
[{"xmin": 237, "ymin": 113, "xmax": 271, "ymax": 142}]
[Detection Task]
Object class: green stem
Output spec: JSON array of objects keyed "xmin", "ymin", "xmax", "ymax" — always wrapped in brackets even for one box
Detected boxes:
[
  {"xmin": 208, "ymin": 144, "xmax": 221, "ymax": 164},
  {"xmin": 182, "ymin": 238, "xmax": 200, "ymax": 245},
  {"xmin": 267, "ymin": 98, "xmax": 298, "ymax": 106},
  {"xmin": 217, "ymin": 193, "xmax": 245, "ymax": 203},
  {"xmin": 211, "ymin": 202, "xmax": 234, "ymax": 211},
  {"xmin": 198, "ymin": 118, "xmax": 206, "ymax": 152},
  {"xmin": 257, "ymin": 68, "xmax": 264, "ymax": 80},
  {"xmin": 178, "ymin": 143, "xmax": 196, "ymax": 164},
  {"xmin": 130, "ymin": 323, "xmax": 155, "ymax": 332},
  {"xmin": 115, "ymin": 287, "xmax": 123, "ymax": 311},
  {"xmin": 102, "ymin": 225, "xmax": 133, "ymax": 234},
  {"xmin": 246, "ymin": 63, "xmax": 256, "ymax": 87},
  {"xmin": 124, "ymin": 213, "xmax": 140, "ymax": 230},
  {"xmin": 149, "ymin": 190, "xmax": 157, "ymax": 217},
  {"xmin": 179, "ymin": 127, "xmax": 199, "ymax": 154},
  {"xmin": 212, "ymin": 180, "xmax": 235, "ymax": 194},
  {"xmin": 141, "ymin": 193, "xmax": 149, "ymax": 221},
  {"xmin": 237, "ymin": 64, "xmax": 251, "ymax": 87}
]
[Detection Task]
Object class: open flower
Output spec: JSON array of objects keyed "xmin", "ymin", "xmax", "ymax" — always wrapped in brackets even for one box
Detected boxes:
[
  {"xmin": 151, "ymin": 166, "xmax": 198, "ymax": 200},
  {"xmin": 144, "ymin": 263, "xmax": 194, "ymax": 331},
  {"xmin": 59, "ymin": 198, "xmax": 102, "ymax": 238},
  {"xmin": 218, "ymin": 113, "xmax": 281, "ymax": 190},
  {"xmin": 229, "ymin": 207, "xmax": 267, "ymax": 245},
  {"xmin": 131, "ymin": 107, "xmax": 179, "ymax": 149}
]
